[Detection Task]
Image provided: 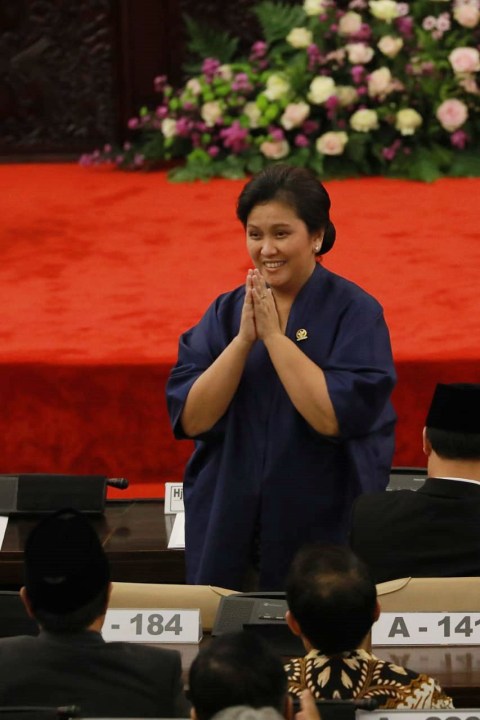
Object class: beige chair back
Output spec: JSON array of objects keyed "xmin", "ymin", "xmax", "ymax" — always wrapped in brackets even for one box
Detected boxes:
[
  {"xmin": 377, "ymin": 576, "xmax": 480, "ymax": 612},
  {"xmin": 109, "ymin": 583, "xmax": 236, "ymax": 631}
]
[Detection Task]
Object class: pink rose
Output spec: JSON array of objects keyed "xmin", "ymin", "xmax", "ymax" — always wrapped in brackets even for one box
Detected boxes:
[
  {"xmin": 368, "ymin": 67, "xmax": 392, "ymax": 97},
  {"xmin": 454, "ymin": 4, "xmax": 480, "ymax": 28},
  {"xmin": 316, "ymin": 131, "xmax": 348, "ymax": 155},
  {"xmin": 449, "ymin": 47, "xmax": 480, "ymax": 74},
  {"xmin": 260, "ymin": 140, "xmax": 290, "ymax": 159},
  {"xmin": 436, "ymin": 98, "xmax": 469, "ymax": 132},
  {"xmin": 346, "ymin": 43, "xmax": 374, "ymax": 64},
  {"xmin": 338, "ymin": 12, "xmax": 363, "ymax": 36},
  {"xmin": 280, "ymin": 102, "xmax": 311, "ymax": 130}
]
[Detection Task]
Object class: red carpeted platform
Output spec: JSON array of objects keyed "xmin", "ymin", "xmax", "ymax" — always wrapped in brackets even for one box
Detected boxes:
[{"xmin": 1, "ymin": 163, "xmax": 479, "ymax": 499}]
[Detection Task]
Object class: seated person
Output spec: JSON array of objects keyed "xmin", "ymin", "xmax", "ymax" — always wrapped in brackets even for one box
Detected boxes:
[
  {"xmin": 0, "ymin": 508, "xmax": 190, "ymax": 717},
  {"xmin": 284, "ymin": 543, "xmax": 453, "ymax": 709},
  {"xmin": 350, "ymin": 382, "xmax": 480, "ymax": 583}
]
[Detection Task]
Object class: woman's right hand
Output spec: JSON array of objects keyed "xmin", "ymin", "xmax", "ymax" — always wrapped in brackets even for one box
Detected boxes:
[{"xmin": 237, "ymin": 269, "xmax": 257, "ymax": 346}]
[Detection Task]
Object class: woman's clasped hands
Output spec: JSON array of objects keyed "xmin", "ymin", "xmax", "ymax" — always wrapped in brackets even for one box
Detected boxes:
[{"xmin": 238, "ymin": 269, "xmax": 281, "ymax": 346}]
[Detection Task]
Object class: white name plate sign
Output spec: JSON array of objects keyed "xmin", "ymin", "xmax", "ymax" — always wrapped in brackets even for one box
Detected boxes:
[
  {"xmin": 358, "ymin": 711, "xmax": 480, "ymax": 720},
  {"xmin": 164, "ymin": 483, "xmax": 184, "ymax": 514},
  {"xmin": 372, "ymin": 612, "xmax": 480, "ymax": 646},
  {"xmin": 103, "ymin": 608, "xmax": 202, "ymax": 643}
]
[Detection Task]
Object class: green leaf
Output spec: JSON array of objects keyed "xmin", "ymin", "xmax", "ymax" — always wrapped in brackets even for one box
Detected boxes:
[
  {"xmin": 183, "ymin": 14, "xmax": 239, "ymax": 68},
  {"xmin": 252, "ymin": 1, "xmax": 305, "ymax": 45},
  {"xmin": 449, "ymin": 151, "xmax": 480, "ymax": 178},
  {"xmin": 407, "ymin": 148, "xmax": 442, "ymax": 182}
]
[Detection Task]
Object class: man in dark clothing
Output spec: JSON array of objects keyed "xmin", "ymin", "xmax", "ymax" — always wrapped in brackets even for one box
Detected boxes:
[
  {"xmin": 0, "ymin": 508, "xmax": 190, "ymax": 717},
  {"xmin": 350, "ymin": 383, "xmax": 480, "ymax": 583}
]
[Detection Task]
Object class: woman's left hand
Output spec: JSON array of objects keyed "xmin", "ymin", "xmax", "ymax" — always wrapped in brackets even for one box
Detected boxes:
[{"xmin": 251, "ymin": 269, "xmax": 281, "ymax": 340}]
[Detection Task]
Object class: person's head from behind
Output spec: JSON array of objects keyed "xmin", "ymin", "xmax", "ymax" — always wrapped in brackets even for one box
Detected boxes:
[
  {"xmin": 21, "ymin": 507, "xmax": 111, "ymax": 633},
  {"xmin": 236, "ymin": 165, "xmax": 336, "ymax": 296},
  {"xmin": 285, "ymin": 544, "xmax": 378, "ymax": 655},
  {"xmin": 424, "ymin": 383, "xmax": 480, "ymax": 464},
  {"xmin": 188, "ymin": 631, "xmax": 288, "ymax": 720}
]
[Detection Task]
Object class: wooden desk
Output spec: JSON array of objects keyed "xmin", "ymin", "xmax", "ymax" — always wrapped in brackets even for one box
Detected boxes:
[{"xmin": 0, "ymin": 500, "xmax": 185, "ymax": 587}]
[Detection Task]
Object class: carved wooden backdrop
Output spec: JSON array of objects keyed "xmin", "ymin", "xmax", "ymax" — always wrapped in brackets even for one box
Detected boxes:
[{"xmin": 0, "ymin": 0, "xmax": 304, "ymax": 157}]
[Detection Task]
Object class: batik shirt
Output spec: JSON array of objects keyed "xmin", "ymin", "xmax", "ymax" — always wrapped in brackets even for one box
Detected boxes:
[{"xmin": 285, "ymin": 648, "xmax": 453, "ymax": 709}]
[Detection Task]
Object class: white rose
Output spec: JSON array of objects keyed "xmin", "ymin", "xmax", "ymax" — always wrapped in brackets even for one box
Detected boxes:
[
  {"xmin": 218, "ymin": 64, "xmax": 233, "ymax": 81},
  {"xmin": 286, "ymin": 27, "xmax": 313, "ymax": 48},
  {"xmin": 316, "ymin": 131, "xmax": 349, "ymax": 155},
  {"xmin": 338, "ymin": 12, "xmax": 363, "ymax": 36},
  {"xmin": 368, "ymin": 67, "xmax": 392, "ymax": 97},
  {"xmin": 350, "ymin": 108, "xmax": 379, "ymax": 132},
  {"xmin": 244, "ymin": 102, "xmax": 262, "ymax": 128},
  {"xmin": 308, "ymin": 76, "xmax": 336, "ymax": 104},
  {"xmin": 395, "ymin": 108, "xmax": 423, "ymax": 135},
  {"xmin": 260, "ymin": 140, "xmax": 290, "ymax": 159},
  {"xmin": 280, "ymin": 102, "xmax": 311, "ymax": 130},
  {"xmin": 454, "ymin": 4, "xmax": 480, "ymax": 28},
  {"xmin": 369, "ymin": 1, "xmax": 399, "ymax": 22},
  {"xmin": 303, "ymin": 0, "xmax": 328, "ymax": 16},
  {"xmin": 161, "ymin": 118, "xmax": 177, "ymax": 138},
  {"xmin": 265, "ymin": 74, "xmax": 291, "ymax": 100},
  {"xmin": 336, "ymin": 85, "xmax": 359, "ymax": 106},
  {"xmin": 185, "ymin": 78, "xmax": 202, "ymax": 96},
  {"xmin": 377, "ymin": 35, "xmax": 404, "ymax": 58},
  {"xmin": 200, "ymin": 101, "xmax": 223, "ymax": 127},
  {"xmin": 346, "ymin": 43, "xmax": 375, "ymax": 64},
  {"xmin": 449, "ymin": 47, "xmax": 480, "ymax": 75}
]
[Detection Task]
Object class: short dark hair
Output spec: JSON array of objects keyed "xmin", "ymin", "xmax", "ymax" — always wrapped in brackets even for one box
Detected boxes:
[
  {"xmin": 188, "ymin": 632, "xmax": 287, "ymax": 720},
  {"xmin": 34, "ymin": 585, "xmax": 110, "ymax": 633},
  {"xmin": 236, "ymin": 164, "xmax": 336, "ymax": 254},
  {"xmin": 286, "ymin": 544, "xmax": 376, "ymax": 654},
  {"xmin": 24, "ymin": 508, "xmax": 110, "ymax": 632},
  {"xmin": 426, "ymin": 427, "xmax": 480, "ymax": 460}
]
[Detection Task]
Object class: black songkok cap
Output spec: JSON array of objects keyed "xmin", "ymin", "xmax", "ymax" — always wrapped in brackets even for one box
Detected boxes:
[
  {"xmin": 426, "ymin": 383, "xmax": 480, "ymax": 433},
  {"xmin": 24, "ymin": 508, "xmax": 110, "ymax": 614}
]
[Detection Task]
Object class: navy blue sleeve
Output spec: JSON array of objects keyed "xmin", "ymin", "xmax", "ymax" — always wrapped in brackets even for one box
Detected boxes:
[
  {"xmin": 324, "ymin": 306, "xmax": 396, "ymax": 438},
  {"xmin": 165, "ymin": 291, "xmax": 241, "ymax": 440}
]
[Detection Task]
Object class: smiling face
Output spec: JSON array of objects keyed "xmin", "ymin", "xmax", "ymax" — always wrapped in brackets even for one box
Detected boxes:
[{"xmin": 246, "ymin": 199, "xmax": 322, "ymax": 298}]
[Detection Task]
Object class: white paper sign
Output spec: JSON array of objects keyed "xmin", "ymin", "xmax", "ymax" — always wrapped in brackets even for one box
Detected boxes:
[
  {"xmin": 164, "ymin": 483, "xmax": 184, "ymax": 514},
  {"xmin": 373, "ymin": 612, "xmax": 480, "ymax": 646},
  {"xmin": 167, "ymin": 511, "xmax": 185, "ymax": 549},
  {"xmin": 0, "ymin": 516, "xmax": 8, "ymax": 550},
  {"xmin": 103, "ymin": 608, "xmax": 201, "ymax": 643}
]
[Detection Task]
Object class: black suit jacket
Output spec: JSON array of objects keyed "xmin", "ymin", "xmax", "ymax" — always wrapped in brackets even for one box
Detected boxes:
[
  {"xmin": 350, "ymin": 478, "xmax": 480, "ymax": 584},
  {"xmin": 0, "ymin": 630, "xmax": 191, "ymax": 717}
]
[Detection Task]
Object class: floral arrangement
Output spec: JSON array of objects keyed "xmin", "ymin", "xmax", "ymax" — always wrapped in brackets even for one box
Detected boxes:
[{"xmin": 82, "ymin": 0, "xmax": 480, "ymax": 181}]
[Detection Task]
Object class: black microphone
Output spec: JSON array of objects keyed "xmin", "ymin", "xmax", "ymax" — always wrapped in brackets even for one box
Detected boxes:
[{"xmin": 106, "ymin": 477, "xmax": 129, "ymax": 490}]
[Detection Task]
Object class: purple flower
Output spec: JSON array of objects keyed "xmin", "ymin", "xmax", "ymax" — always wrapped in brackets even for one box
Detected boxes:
[
  {"xmin": 307, "ymin": 44, "xmax": 322, "ymax": 72},
  {"xmin": 351, "ymin": 23, "xmax": 372, "ymax": 42},
  {"xmin": 451, "ymin": 130, "xmax": 469, "ymax": 149},
  {"xmin": 250, "ymin": 41, "xmax": 267, "ymax": 60},
  {"xmin": 208, "ymin": 145, "xmax": 220, "ymax": 157},
  {"xmin": 154, "ymin": 75, "xmax": 168, "ymax": 93},
  {"xmin": 219, "ymin": 121, "xmax": 249, "ymax": 153},
  {"xmin": 294, "ymin": 134, "xmax": 310, "ymax": 148},
  {"xmin": 202, "ymin": 57, "xmax": 221, "ymax": 82},
  {"xmin": 155, "ymin": 106, "xmax": 169, "ymax": 119},
  {"xmin": 176, "ymin": 117, "xmax": 193, "ymax": 137},
  {"xmin": 269, "ymin": 127, "xmax": 285, "ymax": 142},
  {"xmin": 351, "ymin": 65, "xmax": 365, "ymax": 84},
  {"xmin": 382, "ymin": 139, "xmax": 402, "ymax": 162},
  {"xmin": 396, "ymin": 15, "xmax": 414, "ymax": 38},
  {"xmin": 128, "ymin": 118, "xmax": 139, "ymax": 130},
  {"xmin": 79, "ymin": 153, "xmax": 93, "ymax": 167},
  {"xmin": 103, "ymin": 144, "xmax": 112, "ymax": 153},
  {"xmin": 232, "ymin": 73, "xmax": 252, "ymax": 93},
  {"xmin": 302, "ymin": 120, "xmax": 319, "ymax": 135},
  {"xmin": 134, "ymin": 153, "xmax": 144, "ymax": 167}
]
